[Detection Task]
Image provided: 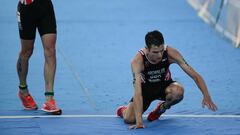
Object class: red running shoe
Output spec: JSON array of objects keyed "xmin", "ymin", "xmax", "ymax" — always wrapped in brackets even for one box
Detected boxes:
[
  {"xmin": 41, "ymin": 98, "xmax": 62, "ymax": 115},
  {"xmin": 147, "ymin": 102, "xmax": 166, "ymax": 122},
  {"xmin": 18, "ymin": 90, "xmax": 38, "ymax": 110},
  {"xmin": 116, "ymin": 106, "xmax": 127, "ymax": 118}
]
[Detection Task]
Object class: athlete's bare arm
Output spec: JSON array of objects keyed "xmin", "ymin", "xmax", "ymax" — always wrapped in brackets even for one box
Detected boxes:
[
  {"xmin": 167, "ymin": 46, "xmax": 217, "ymax": 111},
  {"xmin": 130, "ymin": 53, "xmax": 145, "ymax": 129}
]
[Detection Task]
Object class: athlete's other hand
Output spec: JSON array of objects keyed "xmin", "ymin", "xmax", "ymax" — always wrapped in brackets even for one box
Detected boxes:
[{"xmin": 202, "ymin": 96, "xmax": 217, "ymax": 111}]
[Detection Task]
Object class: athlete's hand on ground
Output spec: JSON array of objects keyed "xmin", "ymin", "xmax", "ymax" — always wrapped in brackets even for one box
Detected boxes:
[
  {"xmin": 202, "ymin": 96, "xmax": 217, "ymax": 111},
  {"xmin": 129, "ymin": 124, "xmax": 145, "ymax": 129}
]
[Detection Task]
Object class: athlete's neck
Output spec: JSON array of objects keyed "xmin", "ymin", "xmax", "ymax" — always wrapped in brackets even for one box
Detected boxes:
[{"xmin": 146, "ymin": 53, "xmax": 162, "ymax": 64}]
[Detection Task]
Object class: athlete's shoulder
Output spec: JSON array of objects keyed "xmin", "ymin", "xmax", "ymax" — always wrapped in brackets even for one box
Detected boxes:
[
  {"xmin": 165, "ymin": 45, "xmax": 183, "ymax": 63},
  {"xmin": 132, "ymin": 52, "xmax": 143, "ymax": 63},
  {"xmin": 165, "ymin": 45, "xmax": 176, "ymax": 52},
  {"xmin": 133, "ymin": 48, "xmax": 146, "ymax": 59},
  {"xmin": 131, "ymin": 48, "xmax": 145, "ymax": 69},
  {"xmin": 165, "ymin": 45, "xmax": 181, "ymax": 56}
]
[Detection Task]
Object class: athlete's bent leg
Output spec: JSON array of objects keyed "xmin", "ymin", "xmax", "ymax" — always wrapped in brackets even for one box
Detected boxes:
[
  {"xmin": 123, "ymin": 102, "xmax": 136, "ymax": 124},
  {"xmin": 164, "ymin": 82, "xmax": 184, "ymax": 108},
  {"xmin": 147, "ymin": 82, "xmax": 184, "ymax": 121}
]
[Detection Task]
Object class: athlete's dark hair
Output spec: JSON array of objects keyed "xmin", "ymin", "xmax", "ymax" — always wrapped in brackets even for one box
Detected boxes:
[{"xmin": 145, "ymin": 30, "xmax": 164, "ymax": 48}]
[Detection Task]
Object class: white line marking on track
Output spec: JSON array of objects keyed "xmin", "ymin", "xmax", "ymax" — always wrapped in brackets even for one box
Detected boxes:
[{"xmin": 0, "ymin": 114, "xmax": 240, "ymax": 119}]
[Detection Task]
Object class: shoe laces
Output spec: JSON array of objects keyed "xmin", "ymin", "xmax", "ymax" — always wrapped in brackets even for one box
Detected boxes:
[{"xmin": 45, "ymin": 99, "xmax": 57, "ymax": 109}]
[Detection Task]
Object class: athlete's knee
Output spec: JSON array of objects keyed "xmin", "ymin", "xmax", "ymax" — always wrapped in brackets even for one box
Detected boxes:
[
  {"xmin": 172, "ymin": 86, "xmax": 184, "ymax": 102},
  {"xmin": 166, "ymin": 83, "xmax": 184, "ymax": 102}
]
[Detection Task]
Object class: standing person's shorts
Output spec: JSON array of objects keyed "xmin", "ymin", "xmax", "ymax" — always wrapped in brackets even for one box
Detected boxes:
[
  {"xmin": 17, "ymin": 0, "xmax": 57, "ymax": 40},
  {"xmin": 130, "ymin": 80, "xmax": 175, "ymax": 113}
]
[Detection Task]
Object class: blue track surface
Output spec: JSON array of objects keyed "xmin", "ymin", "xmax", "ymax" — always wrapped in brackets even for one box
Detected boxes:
[{"xmin": 0, "ymin": 0, "xmax": 240, "ymax": 135}]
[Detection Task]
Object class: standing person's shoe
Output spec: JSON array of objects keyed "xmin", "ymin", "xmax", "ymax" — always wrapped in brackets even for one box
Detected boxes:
[
  {"xmin": 147, "ymin": 102, "xmax": 166, "ymax": 122},
  {"xmin": 41, "ymin": 98, "xmax": 62, "ymax": 115},
  {"xmin": 116, "ymin": 106, "xmax": 127, "ymax": 118},
  {"xmin": 18, "ymin": 91, "xmax": 38, "ymax": 110}
]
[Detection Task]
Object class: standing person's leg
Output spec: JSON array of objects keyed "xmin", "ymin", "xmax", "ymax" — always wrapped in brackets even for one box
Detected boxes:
[
  {"xmin": 17, "ymin": 39, "xmax": 34, "ymax": 95},
  {"xmin": 17, "ymin": 1, "xmax": 38, "ymax": 110},
  {"xmin": 41, "ymin": 33, "xmax": 61, "ymax": 114},
  {"xmin": 17, "ymin": 39, "xmax": 38, "ymax": 110},
  {"xmin": 41, "ymin": 33, "xmax": 56, "ymax": 101},
  {"xmin": 38, "ymin": 0, "xmax": 61, "ymax": 114}
]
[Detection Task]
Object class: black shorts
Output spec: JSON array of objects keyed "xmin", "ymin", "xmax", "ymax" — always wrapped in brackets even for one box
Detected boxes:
[
  {"xmin": 130, "ymin": 80, "xmax": 175, "ymax": 113},
  {"xmin": 17, "ymin": 0, "xmax": 57, "ymax": 40}
]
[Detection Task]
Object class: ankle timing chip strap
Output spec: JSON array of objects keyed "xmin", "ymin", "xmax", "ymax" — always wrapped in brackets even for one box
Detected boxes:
[
  {"xmin": 44, "ymin": 92, "xmax": 54, "ymax": 96},
  {"xmin": 19, "ymin": 85, "xmax": 28, "ymax": 90}
]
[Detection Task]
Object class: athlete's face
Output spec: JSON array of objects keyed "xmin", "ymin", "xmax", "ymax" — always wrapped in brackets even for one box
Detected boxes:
[{"xmin": 146, "ymin": 45, "xmax": 164, "ymax": 63}]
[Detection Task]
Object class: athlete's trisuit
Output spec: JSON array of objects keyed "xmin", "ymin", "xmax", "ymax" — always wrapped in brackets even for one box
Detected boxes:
[{"xmin": 130, "ymin": 45, "xmax": 175, "ymax": 112}]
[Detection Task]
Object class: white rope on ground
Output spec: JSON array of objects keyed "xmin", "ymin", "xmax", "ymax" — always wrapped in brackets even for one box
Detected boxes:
[{"xmin": 57, "ymin": 48, "xmax": 97, "ymax": 110}]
